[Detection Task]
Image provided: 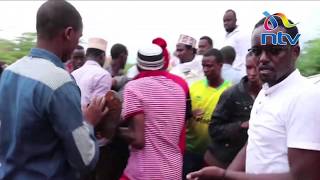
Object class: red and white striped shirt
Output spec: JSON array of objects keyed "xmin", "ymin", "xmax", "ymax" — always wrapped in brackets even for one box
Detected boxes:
[{"xmin": 122, "ymin": 71, "xmax": 187, "ymax": 180}]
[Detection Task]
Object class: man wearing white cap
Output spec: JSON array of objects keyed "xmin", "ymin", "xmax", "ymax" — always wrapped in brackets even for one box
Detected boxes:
[
  {"xmin": 72, "ymin": 38, "xmax": 113, "ymax": 180},
  {"xmin": 170, "ymin": 34, "xmax": 204, "ymax": 86},
  {"xmin": 72, "ymin": 37, "xmax": 112, "ymax": 107},
  {"xmin": 120, "ymin": 44, "xmax": 188, "ymax": 180}
]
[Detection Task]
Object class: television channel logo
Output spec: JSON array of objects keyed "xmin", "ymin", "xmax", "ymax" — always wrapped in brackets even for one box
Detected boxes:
[{"xmin": 261, "ymin": 11, "xmax": 300, "ymax": 45}]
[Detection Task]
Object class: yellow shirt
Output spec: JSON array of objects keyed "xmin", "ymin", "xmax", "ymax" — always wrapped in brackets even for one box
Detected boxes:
[{"xmin": 187, "ymin": 79, "xmax": 232, "ymax": 154}]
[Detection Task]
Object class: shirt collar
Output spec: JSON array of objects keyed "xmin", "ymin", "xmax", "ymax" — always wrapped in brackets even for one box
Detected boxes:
[
  {"xmin": 262, "ymin": 69, "xmax": 301, "ymax": 96},
  {"xmin": 84, "ymin": 60, "xmax": 101, "ymax": 66},
  {"xmin": 134, "ymin": 70, "xmax": 168, "ymax": 80},
  {"xmin": 222, "ymin": 64, "xmax": 232, "ymax": 69},
  {"xmin": 226, "ymin": 25, "xmax": 240, "ymax": 37},
  {"xmin": 204, "ymin": 79, "xmax": 230, "ymax": 90},
  {"xmin": 29, "ymin": 48, "xmax": 64, "ymax": 69}
]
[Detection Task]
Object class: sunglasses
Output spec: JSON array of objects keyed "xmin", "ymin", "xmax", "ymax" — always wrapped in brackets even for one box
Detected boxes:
[{"xmin": 248, "ymin": 46, "xmax": 289, "ymax": 57}]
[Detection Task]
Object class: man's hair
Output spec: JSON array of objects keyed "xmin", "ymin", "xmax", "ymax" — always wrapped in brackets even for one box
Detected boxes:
[
  {"xmin": 203, "ymin": 48, "xmax": 223, "ymax": 63},
  {"xmin": 220, "ymin": 46, "xmax": 236, "ymax": 64},
  {"xmin": 86, "ymin": 48, "xmax": 105, "ymax": 59},
  {"xmin": 225, "ymin": 9, "xmax": 237, "ymax": 19},
  {"xmin": 36, "ymin": 0, "xmax": 82, "ymax": 40},
  {"xmin": 254, "ymin": 15, "xmax": 299, "ymax": 44},
  {"xmin": 200, "ymin": 36, "xmax": 213, "ymax": 47},
  {"xmin": 246, "ymin": 51, "xmax": 254, "ymax": 59},
  {"xmin": 110, "ymin": 43, "xmax": 128, "ymax": 59}
]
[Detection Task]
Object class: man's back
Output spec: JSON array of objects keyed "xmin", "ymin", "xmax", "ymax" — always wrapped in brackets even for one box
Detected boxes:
[
  {"xmin": 122, "ymin": 72, "xmax": 186, "ymax": 180},
  {"xmin": 0, "ymin": 51, "xmax": 98, "ymax": 179},
  {"xmin": 72, "ymin": 60, "xmax": 112, "ymax": 106},
  {"xmin": 221, "ymin": 64, "xmax": 243, "ymax": 85}
]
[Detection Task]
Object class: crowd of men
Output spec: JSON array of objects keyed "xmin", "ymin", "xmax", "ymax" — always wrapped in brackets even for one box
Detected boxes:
[{"xmin": 0, "ymin": 0, "xmax": 320, "ymax": 180}]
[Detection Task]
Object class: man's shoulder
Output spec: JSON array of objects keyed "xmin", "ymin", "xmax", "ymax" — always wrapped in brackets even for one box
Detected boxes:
[
  {"xmin": 295, "ymin": 79, "xmax": 320, "ymax": 102},
  {"xmin": 222, "ymin": 80, "xmax": 233, "ymax": 89},
  {"xmin": 73, "ymin": 64, "xmax": 111, "ymax": 79},
  {"xmin": 189, "ymin": 80, "xmax": 208, "ymax": 96},
  {"xmin": 7, "ymin": 56, "xmax": 72, "ymax": 90},
  {"xmin": 166, "ymin": 72, "xmax": 188, "ymax": 85},
  {"xmin": 190, "ymin": 79, "xmax": 206, "ymax": 88}
]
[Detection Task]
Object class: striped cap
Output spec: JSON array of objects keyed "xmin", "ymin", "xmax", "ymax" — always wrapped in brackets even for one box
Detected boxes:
[{"xmin": 137, "ymin": 44, "xmax": 164, "ymax": 71}]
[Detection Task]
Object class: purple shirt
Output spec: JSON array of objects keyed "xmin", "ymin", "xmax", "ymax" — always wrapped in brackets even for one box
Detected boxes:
[{"xmin": 72, "ymin": 60, "xmax": 112, "ymax": 106}]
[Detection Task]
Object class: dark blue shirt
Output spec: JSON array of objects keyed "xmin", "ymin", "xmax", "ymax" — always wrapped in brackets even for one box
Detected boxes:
[{"xmin": 0, "ymin": 48, "xmax": 99, "ymax": 180}]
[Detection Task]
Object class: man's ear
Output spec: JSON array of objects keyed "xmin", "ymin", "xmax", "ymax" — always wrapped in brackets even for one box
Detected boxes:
[
  {"xmin": 292, "ymin": 44, "xmax": 300, "ymax": 59},
  {"xmin": 64, "ymin": 27, "xmax": 74, "ymax": 40}
]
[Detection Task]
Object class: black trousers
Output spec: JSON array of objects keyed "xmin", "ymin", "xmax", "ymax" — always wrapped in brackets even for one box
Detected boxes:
[{"xmin": 83, "ymin": 136, "xmax": 129, "ymax": 180}]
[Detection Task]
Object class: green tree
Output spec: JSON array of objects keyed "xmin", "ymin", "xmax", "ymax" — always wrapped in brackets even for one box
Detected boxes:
[
  {"xmin": 0, "ymin": 32, "xmax": 36, "ymax": 64},
  {"xmin": 298, "ymin": 38, "xmax": 320, "ymax": 76}
]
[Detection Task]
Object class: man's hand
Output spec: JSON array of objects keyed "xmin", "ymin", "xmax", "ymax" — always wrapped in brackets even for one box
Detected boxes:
[
  {"xmin": 186, "ymin": 166, "xmax": 225, "ymax": 180},
  {"xmin": 83, "ymin": 96, "xmax": 109, "ymax": 126},
  {"xmin": 192, "ymin": 109, "xmax": 204, "ymax": 121},
  {"xmin": 240, "ymin": 121, "xmax": 249, "ymax": 129}
]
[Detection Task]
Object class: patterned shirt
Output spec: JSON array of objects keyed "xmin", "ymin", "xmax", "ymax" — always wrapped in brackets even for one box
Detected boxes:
[
  {"xmin": 0, "ymin": 48, "xmax": 99, "ymax": 180},
  {"xmin": 187, "ymin": 79, "xmax": 232, "ymax": 154},
  {"xmin": 122, "ymin": 70, "xmax": 187, "ymax": 180}
]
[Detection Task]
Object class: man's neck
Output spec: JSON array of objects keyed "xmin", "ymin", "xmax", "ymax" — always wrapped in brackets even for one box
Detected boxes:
[
  {"xmin": 86, "ymin": 58, "xmax": 102, "ymax": 67},
  {"xmin": 208, "ymin": 77, "xmax": 224, "ymax": 88},
  {"xmin": 226, "ymin": 25, "xmax": 238, "ymax": 34},
  {"xmin": 111, "ymin": 59, "xmax": 121, "ymax": 76},
  {"xmin": 268, "ymin": 68, "xmax": 296, "ymax": 87},
  {"xmin": 248, "ymin": 80, "xmax": 262, "ymax": 98},
  {"xmin": 36, "ymin": 40, "xmax": 63, "ymax": 61},
  {"xmin": 181, "ymin": 54, "xmax": 195, "ymax": 64}
]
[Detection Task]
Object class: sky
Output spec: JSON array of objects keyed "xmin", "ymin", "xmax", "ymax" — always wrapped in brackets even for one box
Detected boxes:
[{"xmin": 0, "ymin": 1, "xmax": 320, "ymax": 63}]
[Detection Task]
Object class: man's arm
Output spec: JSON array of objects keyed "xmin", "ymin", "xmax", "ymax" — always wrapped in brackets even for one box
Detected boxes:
[
  {"xmin": 288, "ymin": 148, "xmax": 320, "ymax": 180},
  {"xmin": 92, "ymin": 72, "xmax": 112, "ymax": 98},
  {"xmin": 187, "ymin": 166, "xmax": 292, "ymax": 180},
  {"xmin": 119, "ymin": 113, "xmax": 145, "ymax": 149},
  {"xmin": 120, "ymin": 82, "xmax": 145, "ymax": 149},
  {"xmin": 227, "ymin": 143, "xmax": 247, "ymax": 171},
  {"xmin": 209, "ymin": 89, "xmax": 245, "ymax": 142},
  {"xmin": 198, "ymin": 148, "xmax": 320, "ymax": 180},
  {"xmin": 47, "ymin": 82, "xmax": 107, "ymax": 173}
]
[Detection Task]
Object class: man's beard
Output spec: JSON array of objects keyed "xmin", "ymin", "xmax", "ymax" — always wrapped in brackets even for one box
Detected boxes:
[{"xmin": 226, "ymin": 27, "xmax": 236, "ymax": 33}]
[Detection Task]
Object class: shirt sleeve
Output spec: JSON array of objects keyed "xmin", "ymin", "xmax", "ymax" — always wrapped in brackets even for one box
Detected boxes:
[
  {"xmin": 92, "ymin": 72, "xmax": 112, "ymax": 99},
  {"xmin": 122, "ymin": 83, "xmax": 144, "ymax": 120},
  {"xmin": 47, "ymin": 82, "xmax": 99, "ymax": 172},
  {"xmin": 287, "ymin": 87, "xmax": 320, "ymax": 151},
  {"xmin": 209, "ymin": 89, "xmax": 243, "ymax": 142}
]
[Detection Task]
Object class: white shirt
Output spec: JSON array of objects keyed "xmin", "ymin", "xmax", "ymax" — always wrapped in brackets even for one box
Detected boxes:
[
  {"xmin": 168, "ymin": 55, "xmax": 180, "ymax": 70},
  {"xmin": 221, "ymin": 64, "xmax": 244, "ymax": 85},
  {"xmin": 246, "ymin": 70, "xmax": 320, "ymax": 173},
  {"xmin": 71, "ymin": 60, "xmax": 112, "ymax": 106},
  {"xmin": 170, "ymin": 55, "xmax": 204, "ymax": 86},
  {"xmin": 223, "ymin": 26, "xmax": 250, "ymax": 74},
  {"xmin": 126, "ymin": 65, "xmax": 139, "ymax": 79}
]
